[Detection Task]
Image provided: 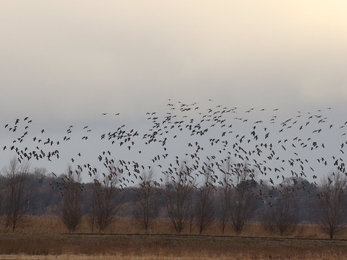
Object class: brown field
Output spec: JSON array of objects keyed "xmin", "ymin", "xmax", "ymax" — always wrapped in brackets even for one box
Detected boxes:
[{"xmin": 1, "ymin": 216, "xmax": 347, "ymax": 259}]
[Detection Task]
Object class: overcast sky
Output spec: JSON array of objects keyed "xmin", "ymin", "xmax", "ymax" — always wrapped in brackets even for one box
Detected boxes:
[{"xmin": 1, "ymin": 1, "xmax": 347, "ymax": 183}]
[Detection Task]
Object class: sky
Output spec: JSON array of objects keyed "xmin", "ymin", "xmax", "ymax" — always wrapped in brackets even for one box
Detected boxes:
[{"xmin": 1, "ymin": 1, "xmax": 347, "ymax": 185}]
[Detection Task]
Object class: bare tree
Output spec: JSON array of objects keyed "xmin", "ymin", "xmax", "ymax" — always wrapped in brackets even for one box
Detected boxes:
[
  {"xmin": 262, "ymin": 181, "xmax": 298, "ymax": 236},
  {"xmin": 60, "ymin": 165, "xmax": 83, "ymax": 233},
  {"xmin": 134, "ymin": 169, "xmax": 158, "ymax": 232},
  {"xmin": 218, "ymin": 158, "xmax": 233, "ymax": 234},
  {"xmin": 164, "ymin": 160, "xmax": 195, "ymax": 234},
  {"xmin": 316, "ymin": 171, "xmax": 347, "ymax": 239},
  {"xmin": 195, "ymin": 162, "xmax": 215, "ymax": 234},
  {"xmin": 228, "ymin": 161, "xmax": 257, "ymax": 235},
  {"xmin": 2, "ymin": 157, "xmax": 31, "ymax": 231},
  {"xmin": 89, "ymin": 163, "xmax": 123, "ymax": 232},
  {"xmin": 88, "ymin": 179, "xmax": 98, "ymax": 232}
]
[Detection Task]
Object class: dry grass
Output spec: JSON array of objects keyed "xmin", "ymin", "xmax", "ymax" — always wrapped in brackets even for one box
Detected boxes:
[
  {"xmin": 1, "ymin": 216, "xmax": 347, "ymax": 259},
  {"xmin": 4, "ymin": 215, "xmax": 347, "ymax": 239},
  {"xmin": 1, "ymin": 233, "xmax": 347, "ymax": 259}
]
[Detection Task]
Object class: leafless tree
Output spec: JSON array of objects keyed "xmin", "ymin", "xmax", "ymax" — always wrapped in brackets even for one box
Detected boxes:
[
  {"xmin": 262, "ymin": 181, "xmax": 298, "ymax": 236},
  {"xmin": 316, "ymin": 170, "xmax": 347, "ymax": 239},
  {"xmin": 228, "ymin": 161, "xmax": 257, "ymax": 235},
  {"xmin": 89, "ymin": 163, "xmax": 123, "ymax": 232},
  {"xmin": 134, "ymin": 169, "xmax": 158, "ymax": 232},
  {"xmin": 164, "ymin": 160, "xmax": 195, "ymax": 234},
  {"xmin": 60, "ymin": 165, "xmax": 83, "ymax": 233},
  {"xmin": 1, "ymin": 157, "xmax": 31, "ymax": 231},
  {"xmin": 218, "ymin": 158, "xmax": 233, "ymax": 234},
  {"xmin": 195, "ymin": 162, "xmax": 215, "ymax": 234}
]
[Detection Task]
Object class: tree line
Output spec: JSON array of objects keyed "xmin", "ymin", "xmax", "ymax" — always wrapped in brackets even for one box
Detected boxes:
[{"xmin": 1, "ymin": 157, "xmax": 347, "ymax": 239}]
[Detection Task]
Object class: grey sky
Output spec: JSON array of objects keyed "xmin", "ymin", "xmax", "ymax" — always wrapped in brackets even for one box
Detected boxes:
[{"xmin": 1, "ymin": 1, "xmax": 347, "ymax": 183}]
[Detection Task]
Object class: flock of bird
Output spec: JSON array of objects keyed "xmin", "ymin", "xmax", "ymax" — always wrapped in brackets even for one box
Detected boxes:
[{"xmin": 2, "ymin": 99, "xmax": 347, "ymax": 200}]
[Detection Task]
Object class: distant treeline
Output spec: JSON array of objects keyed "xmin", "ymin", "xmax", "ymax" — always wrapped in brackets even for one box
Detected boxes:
[
  {"xmin": 1, "ymin": 158, "xmax": 346, "ymax": 239},
  {"xmin": 0, "ymin": 165, "xmax": 316, "ymax": 222}
]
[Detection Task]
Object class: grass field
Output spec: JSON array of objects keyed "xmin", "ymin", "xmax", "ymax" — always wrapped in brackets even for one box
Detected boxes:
[{"xmin": 1, "ymin": 216, "xmax": 347, "ymax": 259}]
